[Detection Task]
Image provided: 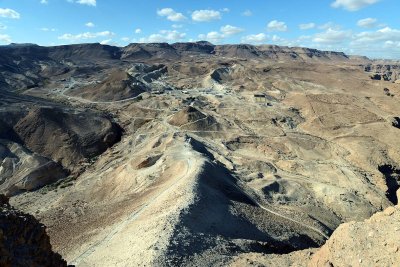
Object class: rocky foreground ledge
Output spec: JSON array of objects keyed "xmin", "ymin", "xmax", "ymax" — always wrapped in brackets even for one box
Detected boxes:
[
  {"xmin": 0, "ymin": 194, "xmax": 71, "ymax": 267},
  {"xmin": 230, "ymin": 190, "xmax": 400, "ymax": 266},
  {"xmin": 310, "ymin": 197, "xmax": 400, "ymax": 266}
]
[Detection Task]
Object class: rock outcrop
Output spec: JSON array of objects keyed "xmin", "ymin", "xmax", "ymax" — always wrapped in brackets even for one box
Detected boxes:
[
  {"xmin": 14, "ymin": 107, "xmax": 122, "ymax": 172},
  {"xmin": 0, "ymin": 140, "xmax": 67, "ymax": 196},
  {"xmin": 310, "ymin": 202, "xmax": 400, "ymax": 266},
  {"xmin": 0, "ymin": 92, "xmax": 122, "ymax": 196},
  {"xmin": 230, "ymin": 200, "xmax": 400, "ymax": 266},
  {"xmin": 211, "ymin": 67, "xmax": 232, "ymax": 83},
  {"xmin": 364, "ymin": 64, "xmax": 400, "ymax": 82},
  {"xmin": 0, "ymin": 194, "xmax": 70, "ymax": 267}
]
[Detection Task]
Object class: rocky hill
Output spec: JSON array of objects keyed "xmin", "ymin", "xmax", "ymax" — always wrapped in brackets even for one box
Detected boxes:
[
  {"xmin": 0, "ymin": 92, "xmax": 122, "ymax": 196},
  {"xmin": 364, "ymin": 63, "xmax": 400, "ymax": 82},
  {"xmin": 310, "ymin": 201, "xmax": 400, "ymax": 266},
  {"xmin": 230, "ymin": 197, "xmax": 400, "ymax": 266},
  {"xmin": 0, "ymin": 194, "xmax": 70, "ymax": 266}
]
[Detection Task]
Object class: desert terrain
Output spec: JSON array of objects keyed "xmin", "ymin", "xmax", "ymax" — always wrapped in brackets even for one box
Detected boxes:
[{"xmin": 0, "ymin": 42, "xmax": 399, "ymax": 266}]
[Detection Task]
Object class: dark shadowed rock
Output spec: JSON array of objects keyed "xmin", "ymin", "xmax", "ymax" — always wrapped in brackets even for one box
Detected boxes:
[
  {"xmin": 0, "ymin": 194, "xmax": 70, "ymax": 267},
  {"xmin": 14, "ymin": 107, "xmax": 122, "ymax": 172}
]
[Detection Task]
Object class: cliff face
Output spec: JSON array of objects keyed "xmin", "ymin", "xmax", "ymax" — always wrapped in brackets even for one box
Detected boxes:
[
  {"xmin": 310, "ymin": 202, "xmax": 400, "ymax": 267},
  {"xmin": 0, "ymin": 194, "xmax": 70, "ymax": 267},
  {"xmin": 229, "ymin": 199, "xmax": 400, "ymax": 267},
  {"xmin": 364, "ymin": 63, "xmax": 400, "ymax": 82}
]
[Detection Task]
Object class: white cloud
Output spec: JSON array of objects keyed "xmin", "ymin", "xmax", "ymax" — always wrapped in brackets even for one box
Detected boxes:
[
  {"xmin": 287, "ymin": 24, "xmax": 400, "ymax": 58},
  {"xmin": 139, "ymin": 30, "xmax": 186, "ymax": 43},
  {"xmin": 268, "ymin": 35, "xmax": 301, "ymax": 47},
  {"xmin": 384, "ymin": 40, "xmax": 400, "ymax": 49},
  {"xmin": 0, "ymin": 34, "xmax": 11, "ymax": 43},
  {"xmin": 0, "ymin": 24, "xmax": 7, "ymax": 30},
  {"xmin": 121, "ymin": 37, "xmax": 130, "ymax": 42},
  {"xmin": 198, "ymin": 31, "xmax": 225, "ymax": 43},
  {"xmin": 172, "ymin": 24, "xmax": 183, "ymax": 29},
  {"xmin": 357, "ymin": 18, "xmax": 377, "ymax": 28},
  {"xmin": 313, "ymin": 28, "xmax": 352, "ymax": 44},
  {"xmin": 242, "ymin": 10, "xmax": 252, "ymax": 16},
  {"xmin": 331, "ymin": 0, "xmax": 380, "ymax": 11},
  {"xmin": 40, "ymin": 27, "xmax": 57, "ymax": 32},
  {"xmin": 157, "ymin": 8, "xmax": 186, "ymax": 22},
  {"xmin": 100, "ymin": 39, "xmax": 112, "ymax": 45},
  {"xmin": 135, "ymin": 28, "xmax": 142, "ymax": 34},
  {"xmin": 85, "ymin": 22, "xmax": 95, "ymax": 27},
  {"xmin": 40, "ymin": 0, "xmax": 48, "ymax": 4},
  {"xmin": 0, "ymin": 8, "xmax": 20, "ymax": 19},
  {"xmin": 197, "ymin": 25, "xmax": 243, "ymax": 44},
  {"xmin": 192, "ymin": 10, "xmax": 221, "ymax": 22},
  {"xmin": 220, "ymin": 25, "xmax": 244, "ymax": 36},
  {"xmin": 76, "ymin": 0, "xmax": 96, "ymax": 6},
  {"xmin": 353, "ymin": 27, "xmax": 400, "ymax": 43},
  {"xmin": 267, "ymin": 20, "xmax": 287, "ymax": 32},
  {"xmin": 58, "ymin": 31, "xmax": 114, "ymax": 41},
  {"xmin": 271, "ymin": 35, "xmax": 284, "ymax": 42},
  {"xmin": 221, "ymin": 8, "xmax": 230, "ymax": 13},
  {"xmin": 318, "ymin": 22, "xmax": 341, "ymax": 30},
  {"xmin": 299, "ymin": 23, "xmax": 316, "ymax": 30},
  {"xmin": 349, "ymin": 27, "xmax": 400, "ymax": 58},
  {"xmin": 241, "ymin": 33, "xmax": 267, "ymax": 44}
]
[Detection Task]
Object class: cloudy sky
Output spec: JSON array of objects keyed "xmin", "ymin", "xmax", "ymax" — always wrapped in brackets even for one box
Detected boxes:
[{"xmin": 0, "ymin": 0, "xmax": 399, "ymax": 59}]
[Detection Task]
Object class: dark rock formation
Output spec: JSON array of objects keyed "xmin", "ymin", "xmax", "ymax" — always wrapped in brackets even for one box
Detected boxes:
[
  {"xmin": 364, "ymin": 64, "xmax": 400, "ymax": 82},
  {"xmin": 13, "ymin": 107, "xmax": 122, "ymax": 172},
  {"xmin": 392, "ymin": 117, "xmax": 400, "ymax": 129},
  {"xmin": 211, "ymin": 67, "xmax": 232, "ymax": 83},
  {"xmin": 378, "ymin": 165, "xmax": 400, "ymax": 205},
  {"xmin": 0, "ymin": 194, "xmax": 70, "ymax": 267}
]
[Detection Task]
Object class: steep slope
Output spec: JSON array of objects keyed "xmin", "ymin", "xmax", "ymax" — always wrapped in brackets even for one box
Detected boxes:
[
  {"xmin": 121, "ymin": 43, "xmax": 179, "ymax": 60},
  {"xmin": 0, "ymin": 194, "xmax": 69, "ymax": 267},
  {"xmin": 310, "ymin": 203, "xmax": 400, "ymax": 266},
  {"xmin": 14, "ymin": 107, "xmax": 122, "ymax": 172},
  {"xmin": 172, "ymin": 41, "xmax": 215, "ymax": 55},
  {"xmin": 0, "ymin": 91, "xmax": 122, "ymax": 195},
  {"xmin": 0, "ymin": 140, "xmax": 67, "ymax": 196},
  {"xmin": 47, "ymin": 43, "xmax": 121, "ymax": 63},
  {"xmin": 229, "ymin": 194, "xmax": 400, "ymax": 267},
  {"xmin": 213, "ymin": 44, "xmax": 263, "ymax": 59},
  {"xmin": 70, "ymin": 69, "xmax": 145, "ymax": 102},
  {"xmin": 364, "ymin": 63, "xmax": 400, "ymax": 82}
]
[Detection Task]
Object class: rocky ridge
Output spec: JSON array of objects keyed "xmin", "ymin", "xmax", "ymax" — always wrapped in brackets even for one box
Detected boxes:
[{"xmin": 0, "ymin": 194, "xmax": 70, "ymax": 266}]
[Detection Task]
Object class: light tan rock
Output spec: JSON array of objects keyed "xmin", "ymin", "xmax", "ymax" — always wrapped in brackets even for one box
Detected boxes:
[{"xmin": 310, "ymin": 205, "xmax": 400, "ymax": 267}]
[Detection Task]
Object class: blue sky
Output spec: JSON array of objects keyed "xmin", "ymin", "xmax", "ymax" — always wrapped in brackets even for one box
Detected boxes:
[{"xmin": 0, "ymin": 0, "xmax": 399, "ymax": 58}]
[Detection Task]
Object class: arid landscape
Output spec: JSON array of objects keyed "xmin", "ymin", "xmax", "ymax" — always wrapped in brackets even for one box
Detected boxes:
[{"xmin": 0, "ymin": 41, "xmax": 399, "ymax": 266}]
